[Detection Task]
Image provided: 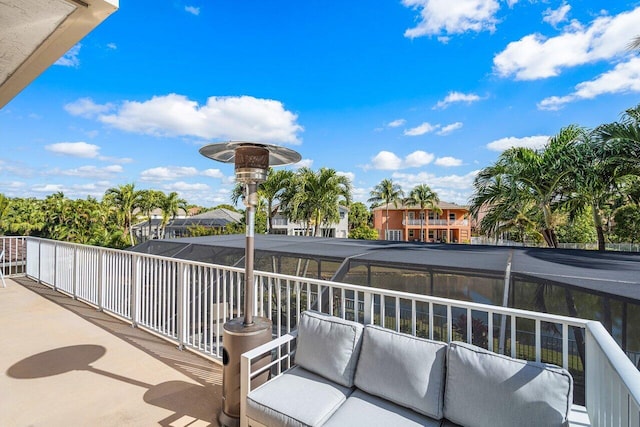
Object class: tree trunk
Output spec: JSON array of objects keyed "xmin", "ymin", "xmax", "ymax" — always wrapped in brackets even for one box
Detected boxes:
[
  {"xmin": 385, "ymin": 206, "xmax": 389, "ymax": 240},
  {"xmin": 267, "ymin": 201, "xmax": 273, "ymax": 234},
  {"xmin": 541, "ymin": 228, "xmax": 558, "ymax": 248},
  {"xmin": 564, "ymin": 288, "xmax": 586, "ymax": 370},
  {"xmin": 592, "ymin": 203, "xmax": 606, "ymax": 251}
]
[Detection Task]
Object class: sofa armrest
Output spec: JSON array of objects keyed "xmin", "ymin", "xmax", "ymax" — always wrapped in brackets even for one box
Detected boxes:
[{"xmin": 240, "ymin": 331, "xmax": 298, "ymax": 427}]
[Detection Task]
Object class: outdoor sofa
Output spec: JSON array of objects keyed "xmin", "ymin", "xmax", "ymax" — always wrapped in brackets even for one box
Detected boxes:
[{"xmin": 243, "ymin": 310, "xmax": 583, "ymax": 427}]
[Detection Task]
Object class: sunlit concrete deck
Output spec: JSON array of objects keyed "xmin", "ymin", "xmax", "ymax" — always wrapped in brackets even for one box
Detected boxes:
[{"xmin": 0, "ymin": 277, "xmax": 223, "ymax": 427}]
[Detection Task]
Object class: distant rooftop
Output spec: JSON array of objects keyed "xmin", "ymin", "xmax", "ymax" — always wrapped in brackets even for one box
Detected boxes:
[{"xmin": 372, "ymin": 201, "xmax": 469, "ymax": 211}]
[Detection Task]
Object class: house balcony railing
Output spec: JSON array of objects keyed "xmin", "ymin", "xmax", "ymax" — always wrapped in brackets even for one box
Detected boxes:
[
  {"xmin": 271, "ymin": 218, "xmax": 288, "ymax": 226},
  {"xmin": 2, "ymin": 236, "xmax": 639, "ymax": 426},
  {"xmin": 402, "ymin": 219, "xmax": 470, "ymax": 227}
]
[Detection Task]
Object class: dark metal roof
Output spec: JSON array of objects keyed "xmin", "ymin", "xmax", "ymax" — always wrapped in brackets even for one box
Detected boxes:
[{"xmin": 130, "ymin": 234, "xmax": 640, "ymax": 301}]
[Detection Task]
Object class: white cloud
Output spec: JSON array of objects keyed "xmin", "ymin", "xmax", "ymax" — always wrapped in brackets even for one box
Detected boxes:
[
  {"xmin": 45, "ymin": 142, "xmax": 100, "ymax": 158},
  {"xmin": 54, "ymin": 44, "xmax": 81, "ymax": 67},
  {"xmin": 140, "ymin": 166, "xmax": 199, "ymax": 181},
  {"xmin": 163, "ymin": 182, "xmax": 210, "ymax": 191},
  {"xmin": 433, "ymin": 91, "xmax": 481, "ymax": 109},
  {"xmin": 99, "ymin": 94, "xmax": 303, "ymax": 144},
  {"xmin": 435, "ymin": 156, "xmax": 463, "ymax": 167},
  {"xmin": 32, "ymin": 184, "xmax": 66, "ymax": 193},
  {"xmin": 404, "ymin": 122, "xmax": 438, "ymax": 136},
  {"xmin": 370, "ymin": 150, "xmax": 434, "ymax": 170},
  {"xmin": 391, "ymin": 170, "xmax": 479, "ymax": 204},
  {"xmin": 292, "ymin": 158, "xmax": 314, "ymax": 169},
  {"xmin": 486, "ymin": 135, "xmax": 549, "ymax": 151},
  {"xmin": 202, "ymin": 168, "xmax": 224, "ymax": 179},
  {"xmin": 543, "ymin": 3, "xmax": 571, "ymax": 27},
  {"xmin": 371, "ymin": 151, "xmax": 403, "ymax": 170},
  {"xmin": 437, "ymin": 122, "xmax": 463, "ymax": 135},
  {"xmin": 402, "ymin": 0, "xmax": 500, "ymax": 39},
  {"xmin": 494, "ymin": 6, "xmax": 640, "ymax": 80},
  {"xmin": 405, "ymin": 151, "xmax": 435, "ymax": 167},
  {"xmin": 537, "ymin": 57, "xmax": 640, "ymax": 110},
  {"xmin": 388, "ymin": 119, "xmax": 406, "ymax": 128},
  {"xmin": 49, "ymin": 165, "xmax": 123, "ymax": 179},
  {"xmin": 185, "ymin": 6, "xmax": 200, "ymax": 15},
  {"xmin": 64, "ymin": 98, "xmax": 114, "ymax": 118},
  {"xmin": 107, "ymin": 43, "xmax": 117, "ymax": 50}
]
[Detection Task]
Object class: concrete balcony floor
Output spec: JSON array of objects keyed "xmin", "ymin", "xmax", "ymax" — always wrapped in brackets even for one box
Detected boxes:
[{"xmin": 0, "ymin": 277, "xmax": 223, "ymax": 427}]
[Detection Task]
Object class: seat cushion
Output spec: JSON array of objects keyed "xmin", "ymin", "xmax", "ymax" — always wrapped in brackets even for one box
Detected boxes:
[
  {"xmin": 444, "ymin": 341, "xmax": 573, "ymax": 427},
  {"xmin": 323, "ymin": 389, "xmax": 442, "ymax": 427},
  {"xmin": 295, "ymin": 310, "xmax": 364, "ymax": 387},
  {"xmin": 246, "ymin": 366, "xmax": 353, "ymax": 427},
  {"xmin": 354, "ymin": 325, "xmax": 447, "ymax": 419}
]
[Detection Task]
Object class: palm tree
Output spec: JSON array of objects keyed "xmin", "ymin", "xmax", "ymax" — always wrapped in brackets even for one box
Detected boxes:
[
  {"xmin": 138, "ymin": 190, "xmax": 163, "ymax": 239},
  {"xmin": 470, "ymin": 126, "xmax": 582, "ymax": 248},
  {"xmin": 404, "ymin": 184, "xmax": 440, "ymax": 242},
  {"xmin": 281, "ymin": 167, "xmax": 352, "ymax": 237},
  {"xmin": 104, "ymin": 183, "xmax": 142, "ymax": 245},
  {"xmin": 259, "ymin": 168, "xmax": 294, "ymax": 233},
  {"xmin": 628, "ymin": 35, "xmax": 640, "ymax": 51},
  {"xmin": 159, "ymin": 192, "xmax": 187, "ymax": 238},
  {"xmin": 368, "ymin": 179, "xmax": 404, "ymax": 240}
]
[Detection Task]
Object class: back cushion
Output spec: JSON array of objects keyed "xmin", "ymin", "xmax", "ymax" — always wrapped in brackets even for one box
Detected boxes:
[
  {"xmin": 444, "ymin": 342, "xmax": 573, "ymax": 427},
  {"xmin": 354, "ymin": 325, "xmax": 447, "ymax": 419},
  {"xmin": 295, "ymin": 310, "xmax": 364, "ymax": 387}
]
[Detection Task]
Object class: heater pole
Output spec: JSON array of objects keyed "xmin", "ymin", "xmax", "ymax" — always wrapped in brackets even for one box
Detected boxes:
[{"xmin": 244, "ymin": 182, "xmax": 257, "ymax": 326}]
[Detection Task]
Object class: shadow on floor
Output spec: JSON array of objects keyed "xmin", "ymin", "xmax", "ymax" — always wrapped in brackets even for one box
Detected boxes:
[{"xmin": 11, "ymin": 277, "xmax": 223, "ymax": 426}]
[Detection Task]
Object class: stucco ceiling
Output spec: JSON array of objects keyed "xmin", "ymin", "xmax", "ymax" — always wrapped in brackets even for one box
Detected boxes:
[{"xmin": 0, "ymin": 0, "xmax": 118, "ymax": 108}]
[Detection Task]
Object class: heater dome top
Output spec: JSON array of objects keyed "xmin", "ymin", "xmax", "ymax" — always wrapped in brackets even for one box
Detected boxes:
[{"xmin": 199, "ymin": 141, "xmax": 301, "ymax": 167}]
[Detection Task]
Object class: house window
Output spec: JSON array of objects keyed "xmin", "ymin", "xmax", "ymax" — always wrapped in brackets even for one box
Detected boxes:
[
  {"xmin": 408, "ymin": 229, "xmax": 415, "ymax": 239},
  {"xmin": 386, "ymin": 230, "xmax": 402, "ymax": 241},
  {"xmin": 408, "ymin": 212, "xmax": 415, "ymax": 220},
  {"xmin": 419, "ymin": 211, "xmax": 425, "ymax": 220},
  {"xmin": 428, "ymin": 211, "xmax": 434, "ymax": 220},
  {"xmin": 339, "ymin": 211, "xmax": 345, "ymax": 219},
  {"xmin": 428, "ymin": 230, "xmax": 434, "ymax": 240},
  {"xmin": 449, "ymin": 213, "xmax": 456, "ymax": 221}
]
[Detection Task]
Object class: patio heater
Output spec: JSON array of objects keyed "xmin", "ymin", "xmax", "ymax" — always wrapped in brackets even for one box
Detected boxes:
[{"xmin": 199, "ymin": 141, "xmax": 301, "ymax": 427}]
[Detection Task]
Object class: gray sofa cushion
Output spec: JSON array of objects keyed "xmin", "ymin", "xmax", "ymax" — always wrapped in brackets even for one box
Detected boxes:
[
  {"xmin": 246, "ymin": 366, "xmax": 353, "ymax": 427},
  {"xmin": 295, "ymin": 310, "xmax": 364, "ymax": 387},
  {"xmin": 354, "ymin": 325, "xmax": 447, "ymax": 420},
  {"xmin": 323, "ymin": 389, "xmax": 442, "ymax": 427},
  {"xmin": 444, "ymin": 341, "xmax": 573, "ymax": 427}
]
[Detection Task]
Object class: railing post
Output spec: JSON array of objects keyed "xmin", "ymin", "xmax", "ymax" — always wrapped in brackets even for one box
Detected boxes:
[
  {"xmin": 363, "ymin": 291, "xmax": 372, "ymax": 325},
  {"xmin": 177, "ymin": 262, "xmax": 188, "ymax": 350},
  {"xmin": 72, "ymin": 246, "xmax": 78, "ymax": 300},
  {"xmin": 53, "ymin": 242, "xmax": 57, "ymax": 291},
  {"xmin": 97, "ymin": 250, "xmax": 104, "ymax": 311},
  {"xmin": 37, "ymin": 239, "xmax": 42, "ymax": 283},
  {"xmin": 130, "ymin": 254, "xmax": 141, "ymax": 327}
]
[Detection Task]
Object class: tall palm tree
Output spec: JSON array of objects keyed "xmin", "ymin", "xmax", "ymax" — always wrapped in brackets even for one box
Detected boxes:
[
  {"xmin": 138, "ymin": 189, "xmax": 163, "ymax": 239},
  {"xmin": 262, "ymin": 169, "xmax": 295, "ymax": 234},
  {"xmin": 104, "ymin": 183, "xmax": 142, "ymax": 245},
  {"xmin": 160, "ymin": 192, "xmax": 187, "ymax": 238},
  {"xmin": 404, "ymin": 184, "xmax": 440, "ymax": 242},
  {"xmin": 368, "ymin": 179, "xmax": 404, "ymax": 240},
  {"xmin": 628, "ymin": 35, "xmax": 640, "ymax": 51},
  {"xmin": 470, "ymin": 126, "xmax": 581, "ymax": 248},
  {"xmin": 282, "ymin": 167, "xmax": 352, "ymax": 236}
]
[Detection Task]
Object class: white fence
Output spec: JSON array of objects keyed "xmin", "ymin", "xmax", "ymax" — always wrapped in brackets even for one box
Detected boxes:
[
  {"xmin": 471, "ymin": 237, "xmax": 640, "ymax": 252},
  {"xmin": 11, "ymin": 237, "xmax": 640, "ymax": 425}
]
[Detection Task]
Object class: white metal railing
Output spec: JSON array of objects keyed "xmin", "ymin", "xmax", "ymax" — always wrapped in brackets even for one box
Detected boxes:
[
  {"xmin": 25, "ymin": 237, "xmax": 245, "ymax": 359},
  {"xmin": 586, "ymin": 322, "xmax": 640, "ymax": 426},
  {"xmin": 16, "ymin": 237, "xmax": 640, "ymax": 426},
  {"xmin": 1, "ymin": 236, "xmax": 27, "ymax": 277}
]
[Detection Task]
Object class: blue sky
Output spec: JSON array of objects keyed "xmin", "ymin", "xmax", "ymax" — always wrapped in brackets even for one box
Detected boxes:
[{"xmin": 2, "ymin": 0, "xmax": 640, "ymax": 207}]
